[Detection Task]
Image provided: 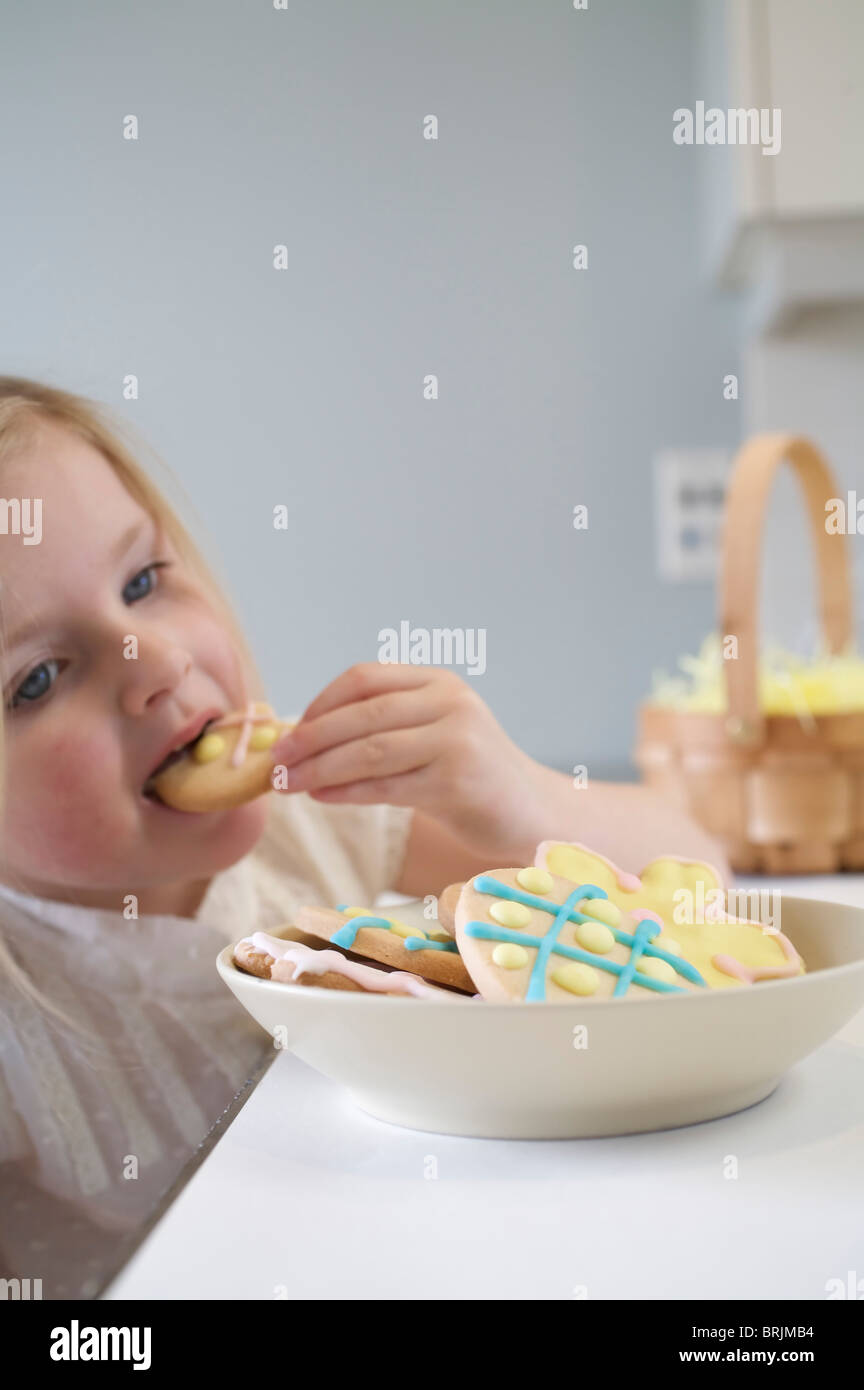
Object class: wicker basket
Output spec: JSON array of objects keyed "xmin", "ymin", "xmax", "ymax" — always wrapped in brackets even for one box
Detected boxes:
[{"xmin": 634, "ymin": 433, "xmax": 864, "ymax": 874}]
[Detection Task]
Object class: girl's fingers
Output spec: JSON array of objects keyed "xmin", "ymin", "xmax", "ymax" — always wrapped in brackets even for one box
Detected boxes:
[
  {"xmin": 272, "ymin": 684, "xmax": 446, "ymax": 767},
  {"xmin": 308, "ymin": 766, "xmax": 434, "ymax": 807},
  {"xmin": 299, "ymin": 662, "xmax": 452, "ymax": 724},
  {"xmin": 272, "ymin": 722, "xmax": 443, "ymax": 796}
]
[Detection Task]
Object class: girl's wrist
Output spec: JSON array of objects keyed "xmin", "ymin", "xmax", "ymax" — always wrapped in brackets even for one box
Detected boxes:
[{"xmin": 487, "ymin": 756, "xmax": 569, "ymax": 864}]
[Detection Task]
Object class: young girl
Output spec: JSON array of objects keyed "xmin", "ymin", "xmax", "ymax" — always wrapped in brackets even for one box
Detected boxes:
[{"xmin": 0, "ymin": 378, "xmax": 728, "ymax": 1295}]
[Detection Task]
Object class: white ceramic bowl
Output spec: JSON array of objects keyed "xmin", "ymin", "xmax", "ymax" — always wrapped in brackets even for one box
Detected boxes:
[{"xmin": 217, "ymin": 894, "xmax": 864, "ymax": 1138}]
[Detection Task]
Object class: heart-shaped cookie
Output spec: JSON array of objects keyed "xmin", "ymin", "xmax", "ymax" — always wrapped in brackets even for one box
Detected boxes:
[{"xmin": 535, "ymin": 842, "xmax": 804, "ymax": 990}]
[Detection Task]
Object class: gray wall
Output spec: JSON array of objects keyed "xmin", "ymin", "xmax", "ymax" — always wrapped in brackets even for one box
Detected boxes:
[{"xmin": 1, "ymin": 0, "xmax": 742, "ymax": 778}]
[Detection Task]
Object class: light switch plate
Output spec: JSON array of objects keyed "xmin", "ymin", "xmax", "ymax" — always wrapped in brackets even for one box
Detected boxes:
[{"xmin": 654, "ymin": 449, "xmax": 729, "ymax": 581}]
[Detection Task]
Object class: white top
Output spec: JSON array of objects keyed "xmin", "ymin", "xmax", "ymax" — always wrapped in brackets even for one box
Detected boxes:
[{"xmin": 0, "ymin": 793, "xmax": 413, "ymax": 1295}]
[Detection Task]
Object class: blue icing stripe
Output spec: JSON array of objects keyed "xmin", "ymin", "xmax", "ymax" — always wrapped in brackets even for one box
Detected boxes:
[
  {"xmin": 612, "ymin": 916, "xmax": 657, "ymax": 998},
  {"xmin": 472, "ymin": 875, "xmax": 607, "ymax": 915},
  {"xmin": 464, "ymin": 922, "xmax": 686, "ymax": 995},
  {"xmin": 330, "ymin": 910, "xmax": 456, "ymax": 953},
  {"xmin": 527, "ymin": 887, "xmax": 586, "ymax": 1001},
  {"xmin": 404, "ymin": 936, "xmax": 457, "ymax": 954},
  {"xmin": 329, "ymin": 915, "xmax": 393, "ymax": 950},
  {"xmin": 468, "ymin": 875, "xmax": 706, "ymax": 997},
  {"xmin": 636, "ymin": 943, "xmax": 704, "ymax": 985},
  {"xmin": 472, "ymin": 874, "xmax": 705, "ymax": 986}
]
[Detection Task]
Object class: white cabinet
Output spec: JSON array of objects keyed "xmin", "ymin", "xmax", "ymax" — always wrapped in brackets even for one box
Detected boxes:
[
  {"xmin": 706, "ymin": 0, "xmax": 864, "ymax": 332},
  {"xmin": 758, "ymin": 0, "xmax": 864, "ymax": 217}
]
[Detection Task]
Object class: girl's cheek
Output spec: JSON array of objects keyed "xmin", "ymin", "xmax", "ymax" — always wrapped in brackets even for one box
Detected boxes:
[
  {"xmin": 5, "ymin": 741, "xmax": 128, "ymax": 877},
  {"xmin": 10, "ymin": 736, "xmax": 120, "ymax": 826}
]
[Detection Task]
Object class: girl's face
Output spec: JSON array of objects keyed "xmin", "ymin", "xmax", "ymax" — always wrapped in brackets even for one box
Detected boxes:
[{"xmin": 0, "ymin": 423, "xmax": 271, "ymax": 914}]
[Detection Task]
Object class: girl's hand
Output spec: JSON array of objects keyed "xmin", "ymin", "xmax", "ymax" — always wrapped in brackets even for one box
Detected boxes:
[{"xmin": 270, "ymin": 663, "xmax": 548, "ymax": 860}]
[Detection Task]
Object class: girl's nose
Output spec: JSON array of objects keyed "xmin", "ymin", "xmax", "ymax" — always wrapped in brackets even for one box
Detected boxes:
[{"xmin": 118, "ymin": 638, "xmax": 193, "ymax": 717}]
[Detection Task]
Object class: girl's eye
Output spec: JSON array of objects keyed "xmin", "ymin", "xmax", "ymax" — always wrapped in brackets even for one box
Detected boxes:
[
  {"xmin": 5, "ymin": 561, "xmax": 172, "ymax": 712},
  {"xmin": 10, "ymin": 658, "xmax": 60, "ymax": 709},
  {"xmin": 123, "ymin": 561, "xmax": 169, "ymax": 604}
]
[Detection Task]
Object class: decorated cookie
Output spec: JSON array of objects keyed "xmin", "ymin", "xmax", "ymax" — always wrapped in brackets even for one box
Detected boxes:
[
  {"xmin": 454, "ymin": 861, "xmax": 805, "ymax": 1002},
  {"xmin": 435, "ymin": 881, "xmax": 464, "ymax": 936},
  {"xmin": 534, "ymin": 841, "xmax": 805, "ymax": 990},
  {"xmin": 150, "ymin": 700, "xmax": 294, "ymax": 812},
  {"xmin": 536, "ymin": 840, "xmax": 727, "ymax": 921},
  {"xmin": 295, "ymin": 904, "xmax": 476, "ymax": 992},
  {"xmin": 234, "ymin": 932, "xmax": 455, "ymax": 997}
]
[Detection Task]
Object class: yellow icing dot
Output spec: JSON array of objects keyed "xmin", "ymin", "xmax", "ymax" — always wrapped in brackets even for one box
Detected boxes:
[
  {"xmin": 386, "ymin": 919, "xmax": 426, "ymax": 939},
  {"xmin": 427, "ymin": 931, "xmax": 452, "ymax": 943},
  {"xmin": 249, "ymin": 724, "xmax": 278, "ymax": 750},
  {"xmin": 489, "ymin": 900, "xmax": 532, "ymax": 929},
  {"xmin": 574, "ymin": 920, "xmax": 615, "ymax": 954},
  {"xmin": 516, "ymin": 867, "xmax": 553, "ymax": 895},
  {"xmin": 655, "ymin": 936, "xmax": 681, "ymax": 956},
  {"xmin": 552, "ymin": 962, "xmax": 599, "ymax": 996},
  {"xmin": 192, "ymin": 733, "xmax": 226, "ymax": 764},
  {"xmin": 637, "ymin": 956, "xmax": 678, "ymax": 983},
  {"xmin": 343, "ymin": 906, "xmax": 375, "ymax": 918},
  {"xmin": 577, "ymin": 897, "xmax": 621, "ymax": 928},
  {"xmin": 492, "ymin": 943, "xmax": 529, "ymax": 969}
]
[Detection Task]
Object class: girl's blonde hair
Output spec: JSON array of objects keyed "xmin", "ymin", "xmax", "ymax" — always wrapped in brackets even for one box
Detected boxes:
[{"xmin": 0, "ymin": 376, "xmax": 268, "ymax": 1051}]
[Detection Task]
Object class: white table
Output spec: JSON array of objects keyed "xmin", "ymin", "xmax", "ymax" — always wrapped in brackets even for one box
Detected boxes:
[{"xmin": 104, "ymin": 877, "xmax": 864, "ymax": 1300}]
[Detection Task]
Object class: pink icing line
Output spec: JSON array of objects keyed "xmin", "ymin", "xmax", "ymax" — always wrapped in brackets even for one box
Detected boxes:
[
  {"xmin": 630, "ymin": 909, "xmax": 663, "ymax": 930},
  {"xmin": 617, "ymin": 871, "xmax": 643, "ymax": 892},
  {"xmin": 546, "ymin": 840, "xmax": 646, "ymax": 892},
  {"xmin": 230, "ymin": 700, "xmax": 257, "ymax": 769},
  {"xmin": 211, "ymin": 704, "xmax": 275, "ymax": 729},
  {"xmin": 712, "ymin": 931, "xmax": 801, "ymax": 984},
  {"xmin": 210, "ymin": 702, "xmax": 278, "ymax": 769},
  {"xmin": 244, "ymin": 931, "xmax": 441, "ymax": 998}
]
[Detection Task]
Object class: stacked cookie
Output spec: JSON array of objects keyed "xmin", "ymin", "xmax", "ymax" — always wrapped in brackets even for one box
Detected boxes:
[{"xmin": 233, "ymin": 840, "xmax": 806, "ymax": 1001}]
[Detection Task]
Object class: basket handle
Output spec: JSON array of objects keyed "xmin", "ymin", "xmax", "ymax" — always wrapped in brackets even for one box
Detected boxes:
[{"xmin": 719, "ymin": 433, "xmax": 855, "ymax": 746}]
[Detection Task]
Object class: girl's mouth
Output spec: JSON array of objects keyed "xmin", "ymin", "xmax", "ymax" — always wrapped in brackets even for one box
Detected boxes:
[{"xmin": 141, "ymin": 718, "xmax": 219, "ymax": 804}]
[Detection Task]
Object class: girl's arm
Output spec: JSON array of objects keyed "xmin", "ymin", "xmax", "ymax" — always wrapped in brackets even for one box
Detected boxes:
[
  {"xmin": 396, "ymin": 768, "xmax": 732, "ymax": 897},
  {"xmin": 269, "ymin": 664, "xmax": 732, "ymax": 898}
]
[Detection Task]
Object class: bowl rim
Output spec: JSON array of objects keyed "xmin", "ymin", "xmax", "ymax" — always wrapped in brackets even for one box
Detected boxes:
[{"xmin": 215, "ymin": 891, "xmax": 864, "ymax": 1011}]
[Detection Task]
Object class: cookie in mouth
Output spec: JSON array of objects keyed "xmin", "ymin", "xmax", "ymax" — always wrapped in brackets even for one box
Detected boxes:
[
  {"xmin": 146, "ymin": 704, "xmax": 293, "ymax": 813},
  {"xmin": 142, "ymin": 717, "xmax": 220, "ymax": 801}
]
